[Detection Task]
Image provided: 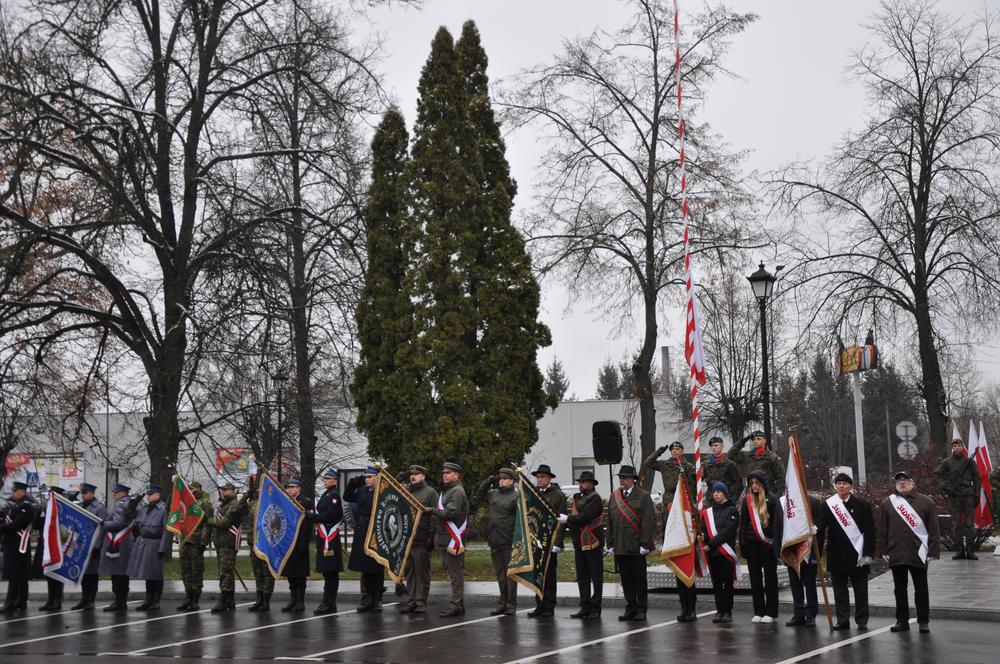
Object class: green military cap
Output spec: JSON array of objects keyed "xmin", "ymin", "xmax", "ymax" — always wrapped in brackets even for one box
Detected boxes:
[
  {"xmin": 219, "ymin": 482, "xmax": 236, "ymax": 491},
  {"xmin": 442, "ymin": 461, "xmax": 463, "ymax": 474},
  {"xmin": 189, "ymin": 481, "xmax": 202, "ymax": 490},
  {"xmin": 498, "ymin": 468, "xmax": 516, "ymax": 479},
  {"xmin": 408, "ymin": 464, "xmax": 428, "ymax": 475}
]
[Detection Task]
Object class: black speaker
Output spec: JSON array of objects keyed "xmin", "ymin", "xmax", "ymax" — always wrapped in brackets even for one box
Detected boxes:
[{"xmin": 592, "ymin": 421, "xmax": 623, "ymax": 465}]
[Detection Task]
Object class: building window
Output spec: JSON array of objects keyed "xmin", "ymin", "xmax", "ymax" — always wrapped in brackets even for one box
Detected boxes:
[{"xmin": 571, "ymin": 457, "xmax": 596, "ymax": 482}]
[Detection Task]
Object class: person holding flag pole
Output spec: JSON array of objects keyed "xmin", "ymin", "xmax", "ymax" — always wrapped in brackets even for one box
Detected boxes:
[
  {"xmin": 72, "ymin": 483, "xmax": 108, "ymax": 611},
  {"xmin": 660, "ymin": 475, "xmax": 706, "ymax": 622},
  {"xmin": 165, "ymin": 475, "xmax": 211, "ymax": 612}
]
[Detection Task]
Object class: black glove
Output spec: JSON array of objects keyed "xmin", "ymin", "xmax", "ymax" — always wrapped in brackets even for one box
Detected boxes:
[
  {"xmin": 158, "ymin": 551, "xmax": 165, "ymax": 560},
  {"xmin": 739, "ymin": 434, "xmax": 752, "ymax": 446},
  {"xmin": 488, "ymin": 475, "xmax": 498, "ymax": 484},
  {"xmin": 656, "ymin": 445, "xmax": 668, "ymax": 456},
  {"xmin": 347, "ymin": 476, "xmax": 364, "ymax": 490},
  {"xmin": 199, "ymin": 544, "xmax": 207, "ymax": 554}
]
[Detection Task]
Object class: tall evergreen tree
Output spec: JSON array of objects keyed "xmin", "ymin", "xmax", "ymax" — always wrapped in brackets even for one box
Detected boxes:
[
  {"xmin": 353, "ymin": 108, "xmax": 427, "ymax": 469},
  {"xmin": 544, "ymin": 356, "xmax": 570, "ymax": 403},
  {"xmin": 596, "ymin": 360, "xmax": 622, "ymax": 400}
]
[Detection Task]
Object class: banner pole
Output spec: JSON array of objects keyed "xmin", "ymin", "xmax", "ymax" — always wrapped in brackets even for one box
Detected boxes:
[{"xmin": 790, "ymin": 432, "xmax": 833, "ymax": 631}]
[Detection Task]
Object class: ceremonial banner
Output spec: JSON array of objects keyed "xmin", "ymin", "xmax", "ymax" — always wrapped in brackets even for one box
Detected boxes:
[
  {"xmin": 165, "ymin": 474, "xmax": 205, "ymax": 543},
  {"xmin": 363, "ymin": 470, "xmax": 423, "ymax": 584},
  {"xmin": 507, "ymin": 473, "xmax": 562, "ymax": 598},
  {"xmin": 968, "ymin": 421, "xmax": 994, "ymax": 527},
  {"xmin": 780, "ymin": 435, "xmax": 814, "ymax": 573},
  {"xmin": 660, "ymin": 476, "xmax": 705, "ymax": 587},
  {"xmin": 41, "ymin": 492, "xmax": 103, "ymax": 586},
  {"xmin": 215, "ymin": 448, "xmax": 257, "ymax": 488},
  {"xmin": 252, "ymin": 472, "xmax": 305, "ymax": 578}
]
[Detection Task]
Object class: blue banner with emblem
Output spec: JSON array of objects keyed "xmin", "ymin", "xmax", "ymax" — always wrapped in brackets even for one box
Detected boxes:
[
  {"xmin": 42, "ymin": 492, "xmax": 103, "ymax": 586},
  {"xmin": 252, "ymin": 473, "xmax": 305, "ymax": 578}
]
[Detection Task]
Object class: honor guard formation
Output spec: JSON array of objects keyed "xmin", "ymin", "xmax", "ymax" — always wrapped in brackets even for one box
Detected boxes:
[{"xmin": 3, "ymin": 431, "xmax": 999, "ymax": 664}]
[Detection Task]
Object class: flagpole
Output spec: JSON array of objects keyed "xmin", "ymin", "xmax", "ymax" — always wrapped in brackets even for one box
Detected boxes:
[{"xmin": 789, "ymin": 432, "xmax": 833, "ymax": 631}]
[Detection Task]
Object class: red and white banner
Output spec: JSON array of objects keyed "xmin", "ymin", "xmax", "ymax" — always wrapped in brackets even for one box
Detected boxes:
[
  {"xmin": 41, "ymin": 492, "xmax": 64, "ymax": 570},
  {"xmin": 780, "ymin": 438, "xmax": 813, "ymax": 572},
  {"xmin": 968, "ymin": 421, "xmax": 994, "ymax": 528},
  {"xmin": 660, "ymin": 477, "xmax": 705, "ymax": 586}
]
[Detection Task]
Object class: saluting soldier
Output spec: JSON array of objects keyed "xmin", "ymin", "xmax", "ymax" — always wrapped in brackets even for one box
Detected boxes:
[
  {"xmin": 642, "ymin": 441, "xmax": 694, "ymax": 506},
  {"xmin": 821, "ymin": 472, "xmax": 875, "ymax": 631},
  {"xmin": 0, "ymin": 481, "xmax": 35, "ymax": 613},
  {"xmin": 99, "ymin": 483, "xmax": 139, "ymax": 611},
  {"xmin": 34, "ymin": 486, "xmax": 67, "ymax": 611},
  {"xmin": 346, "ymin": 467, "xmax": 385, "ymax": 613},
  {"xmin": 728, "ymin": 430, "xmax": 785, "ymax": 495},
  {"xmin": 933, "ymin": 436, "xmax": 981, "ymax": 560},
  {"xmin": 477, "ymin": 468, "xmax": 519, "ymax": 616},
  {"xmin": 127, "ymin": 484, "xmax": 171, "ymax": 611},
  {"xmin": 878, "ymin": 471, "xmax": 941, "ymax": 634},
  {"xmin": 702, "ymin": 436, "xmax": 743, "ymax": 499},
  {"xmin": 427, "ymin": 461, "xmax": 469, "ymax": 617},
  {"xmin": 400, "ymin": 465, "xmax": 437, "ymax": 614},
  {"xmin": 176, "ymin": 481, "xmax": 213, "ymax": 611},
  {"xmin": 308, "ymin": 468, "xmax": 343, "ymax": 615},
  {"xmin": 529, "ymin": 464, "xmax": 567, "ymax": 618},
  {"xmin": 72, "ymin": 483, "xmax": 108, "ymax": 610},
  {"xmin": 242, "ymin": 475, "xmax": 274, "ymax": 612},
  {"xmin": 282, "ymin": 479, "xmax": 313, "ymax": 613},
  {"xmin": 607, "ymin": 465, "xmax": 655, "ymax": 622},
  {"xmin": 209, "ymin": 482, "xmax": 243, "ymax": 613},
  {"xmin": 560, "ymin": 470, "xmax": 604, "ymax": 620}
]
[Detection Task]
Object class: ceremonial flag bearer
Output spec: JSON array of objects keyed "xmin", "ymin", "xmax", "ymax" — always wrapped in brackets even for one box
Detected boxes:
[
  {"xmin": 347, "ymin": 467, "xmax": 385, "ymax": 613},
  {"xmin": 73, "ymin": 483, "xmax": 108, "ymax": 610},
  {"xmin": 427, "ymin": 461, "xmax": 469, "ymax": 617},
  {"xmin": 99, "ymin": 483, "xmax": 138, "ymax": 611},
  {"xmin": 282, "ymin": 479, "xmax": 313, "ymax": 613},
  {"xmin": 530, "ymin": 464, "xmax": 567, "ymax": 618},
  {"xmin": 399, "ymin": 465, "xmax": 437, "ymax": 614},
  {"xmin": 309, "ymin": 468, "xmax": 344, "ymax": 614},
  {"xmin": 477, "ymin": 468, "xmax": 519, "ymax": 616}
]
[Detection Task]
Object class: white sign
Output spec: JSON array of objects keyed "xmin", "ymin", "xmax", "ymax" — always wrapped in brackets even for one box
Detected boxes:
[
  {"xmin": 898, "ymin": 441, "xmax": 918, "ymax": 460},
  {"xmin": 895, "ymin": 421, "xmax": 917, "ymax": 443}
]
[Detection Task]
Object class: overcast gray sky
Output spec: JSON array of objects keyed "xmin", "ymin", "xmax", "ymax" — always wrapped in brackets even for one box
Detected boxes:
[{"xmin": 363, "ymin": 0, "xmax": 1000, "ymax": 398}]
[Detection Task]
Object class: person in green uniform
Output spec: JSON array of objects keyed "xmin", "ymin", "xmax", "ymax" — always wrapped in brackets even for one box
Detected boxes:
[
  {"xmin": 176, "ymin": 481, "xmax": 214, "ymax": 611},
  {"xmin": 727, "ymin": 430, "xmax": 785, "ymax": 495},
  {"xmin": 643, "ymin": 441, "xmax": 695, "ymax": 506},
  {"xmin": 701, "ymin": 436, "xmax": 743, "ymax": 499},
  {"xmin": 933, "ymin": 437, "xmax": 981, "ymax": 559},
  {"xmin": 477, "ymin": 468, "xmax": 519, "ymax": 616},
  {"xmin": 607, "ymin": 465, "xmax": 655, "ymax": 622},
  {"xmin": 209, "ymin": 482, "xmax": 244, "ymax": 613},
  {"xmin": 427, "ymin": 462, "xmax": 469, "ymax": 617},
  {"xmin": 399, "ymin": 465, "xmax": 437, "ymax": 615},
  {"xmin": 529, "ymin": 464, "xmax": 567, "ymax": 618},
  {"xmin": 242, "ymin": 475, "xmax": 274, "ymax": 611}
]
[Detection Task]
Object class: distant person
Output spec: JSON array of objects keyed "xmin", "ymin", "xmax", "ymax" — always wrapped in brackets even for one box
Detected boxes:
[
  {"xmin": 99, "ymin": 483, "xmax": 139, "ymax": 611},
  {"xmin": 607, "ymin": 465, "xmax": 655, "ymax": 622},
  {"xmin": 282, "ymin": 479, "xmax": 313, "ymax": 613},
  {"xmin": 426, "ymin": 462, "xmax": 469, "ymax": 617},
  {"xmin": 782, "ymin": 492, "xmax": 824, "ymax": 628},
  {"xmin": 399, "ymin": 465, "xmax": 437, "ymax": 615},
  {"xmin": 821, "ymin": 473, "xmax": 875, "ymax": 631},
  {"xmin": 308, "ymin": 468, "xmax": 344, "ymax": 615},
  {"xmin": 176, "ymin": 481, "xmax": 213, "ymax": 612},
  {"xmin": 208, "ymin": 482, "xmax": 243, "ymax": 613},
  {"xmin": 33, "ymin": 487, "xmax": 67, "ymax": 611},
  {"xmin": 127, "ymin": 484, "xmax": 171, "ymax": 611},
  {"xmin": 560, "ymin": 470, "xmax": 604, "ymax": 620},
  {"xmin": 933, "ymin": 436, "xmax": 980, "ymax": 559},
  {"xmin": 701, "ymin": 436, "xmax": 743, "ymax": 499},
  {"xmin": 728, "ymin": 430, "xmax": 785, "ymax": 495},
  {"xmin": 242, "ymin": 474, "xmax": 275, "ymax": 612},
  {"xmin": 346, "ymin": 468, "xmax": 384, "ymax": 613},
  {"xmin": 878, "ymin": 470, "xmax": 941, "ymax": 633}
]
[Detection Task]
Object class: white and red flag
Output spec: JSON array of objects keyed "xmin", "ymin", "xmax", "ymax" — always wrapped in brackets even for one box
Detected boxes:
[
  {"xmin": 969, "ymin": 421, "xmax": 994, "ymax": 528},
  {"xmin": 660, "ymin": 476, "xmax": 706, "ymax": 586},
  {"xmin": 780, "ymin": 436, "xmax": 814, "ymax": 574}
]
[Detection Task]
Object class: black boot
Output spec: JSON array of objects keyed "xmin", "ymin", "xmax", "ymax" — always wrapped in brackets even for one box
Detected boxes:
[
  {"xmin": 248, "ymin": 591, "xmax": 263, "ymax": 612},
  {"xmin": 291, "ymin": 587, "xmax": 306, "ymax": 612},
  {"xmin": 188, "ymin": 591, "xmax": 201, "ymax": 611},
  {"xmin": 258, "ymin": 592, "xmax": 271, "ymax": 611},
  {"xmin": 356, "ymin": 593, "xmax": 373, "ymax": 613},
  {"xmin": 50, "ymin": 586, "xmax": 63, "ymax": 611},
  {"xmin": 177, "ymin": 590, "xmax": 192, "ymax": 611},
  {"xmin": 314, "ymin": 591, "xmax": 333, "ymax": 615},
  {"xmin": 146, "ymin": 591, "xmax": 161, "ymax": 611},
  {"xmin": 103, "ymin": 592, "xmax": 128, "ymax": 612},
  {"xmin": 72, "ymin": 589, "xmax": 95, "ymax": 611},
  {"xmin": 211, "ymin": 590, "xmax": 234, "ymax": 613},
  {"xmin": 281, "ymin": 589, "xmax": 296, "ymax": 613}
]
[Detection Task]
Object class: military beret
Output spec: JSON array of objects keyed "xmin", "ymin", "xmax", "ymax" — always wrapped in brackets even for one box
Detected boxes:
[
  {"xmin": 442, "ymin": 462, "xmax": 463, "ymax": 474},
  {"xmin": 408, "ymin": 465, "xmax": 428, "ymax": 475},
  {"xmin": 189, "ymin": 481, "xmax": 202, "ymax": 490},
  {"xmin": 80, "ymin": 483, "xmax": 98, "ymax": 493},
  {"xmin": 833, "ymin": 473, "xmax": 853, "ymax": 484},
  {"xmin": 750, "ymin": 430, "xmax": 766, "ymax": 438},
  {"xmin": 498, "ymin": 468, "xmax": 517, "ymax": 479},
  {"xmin": 668, "ymin": 441, "xmax": 684, "ymax": 451},
  {"xmin": 219, "ymin": 482, "xmax": 236, "ymax": 491},
  {"xmin": 708, "ymin": 436, "xmax": 724, "ymax": 445}
]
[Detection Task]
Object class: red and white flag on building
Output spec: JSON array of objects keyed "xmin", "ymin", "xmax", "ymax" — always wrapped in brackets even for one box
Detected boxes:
[
  {"xmin": 780, "ymin": 436, "xmax": 814, "ymax": 574},
  {"xmin": 968, "ymin": 421, "xmax": 994, "ymax": 528}
]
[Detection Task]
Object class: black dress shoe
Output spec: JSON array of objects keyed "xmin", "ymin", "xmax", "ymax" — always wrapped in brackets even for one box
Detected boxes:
[
  {"xmin": 718, "ymin": 613, "xmax": 733, "ymax": 623},
  {"xmin": 439, "ymin": 606, "xmax": 464, "ymax": 617},
  {"xmin": 539, "ymin": 609, "xmax": 554, "ymax": 617},
  {"xmin": 786, "ymin": 616, "xmax": 806, "ymax": 627},
  {"xmin": 569, "ymin": 609, "xmax": 589, "ymax": 619},
  {"xmin": 712, "ymin": 613, "xmax": 722, "ymax": 623},
  {"xmin": 833, "ymin": 622, "xmax": 851, "ymax": 631},
  {"xmin": 583, "ymin": 611, "xmax": 602, "ymax": 620},
  {"xmin": 489, "ymin": 607, "xmax": 505, "ymax": 616},
  {"xmin": 629, "ymin": 612, "xmax": 647, "ymax": 621},
  {"xmin": 618, "ymin": 611, "xmax": 636, "ymax": 622},
  {"xmin": 804, "ymin": 617, "xmax": 816, "ymax": 628},
  {"xmin": 919, "ymin": 623, "xmax": 930, "ymax": 633},
  {"xmin": 527, "ymin": 608, "xmax": 543, "ymax": 618},
  {"xmin": 856, "ymin": 624, "xmax": 868, "ymax": 631},
  {"xmin": 890, "ymin": 622, "xmax": 910, "ymax": 632},
  {"xmin": 398, "ymin": 605, "xmax": 415, "ymax": 614}
]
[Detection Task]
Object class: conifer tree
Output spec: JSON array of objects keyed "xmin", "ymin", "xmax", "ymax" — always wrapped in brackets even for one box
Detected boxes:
[{"xmin": 544, "ymin": 356, "xmax": 571, "ymax": 403}]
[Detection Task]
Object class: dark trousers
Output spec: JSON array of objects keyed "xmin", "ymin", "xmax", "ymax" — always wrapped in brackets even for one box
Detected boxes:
[
  {"xmin": 81, "ymin": 573, "xmax": 99, "ymax": 598},
  {"xmin": 46, "ymin": 577, "xmax": 64, "ymax": 604},
  {"xmin": 891, "ymin": 565, "xmax": 929, "ymax": 625},
  {"xmin": 787, "ymin": 562, "xmax": 818, "ymax": 619},
  {"xmin": 574, "ymin": 548, "xmax": 603, "ymax": 612},
  {"xmin": 322, "ymin": 571, "xmax": 339, "ymax": 599},
  {"xmin": 361, "ymin": 571, "xmax": 384, "ymax": 604},
  {"xmin": 3, "ymin": 578, "xmax": 28, "ymax": 608},
  {"xmin": 145, "ymin": 579, "xmax": 164, "ymax": 595},
  {"xmin": 535, "ymin": 550, "xmax": 558, "ymax": 611},
  {"xmin": 615, "ymin": 554, "xmax": 647, "ymax": 614},
  {"xmin": 831, "ymin": 569, "xmax": 869, "ymax": 626},
  {"xmin": 708, "ymin": 555, "xmax": 734, "ymax": 614},
  {"xmin": 110, "ymin": 574, "xmax": 129, "ymax": 599},
  {"xmin": 676, "ymin": 577, "xmax": 697, "ymax": 614},
  {"xmin": 746, "ymin": 552, "xmax": 778, "ymax": 617}
]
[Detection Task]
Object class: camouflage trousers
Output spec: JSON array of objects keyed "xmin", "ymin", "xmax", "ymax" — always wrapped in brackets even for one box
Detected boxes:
[
  {"xmin": 949, "ymin": 495, "xmax": 977, "ymax": 546},
  {"xmin": 217, "ymin": 546, "xmax": 237, "ymax": 593},
  {"xmin": 250, "ymin": 549, "xmax": 275, "ymax": 594},
  {"xmin": 179, "ymin": 542, "xmax": 206, "ymax": 593}
]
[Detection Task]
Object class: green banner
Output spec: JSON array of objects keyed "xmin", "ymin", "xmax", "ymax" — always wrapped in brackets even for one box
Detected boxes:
[
  {"xmin": 363, "ymin": 470, "xmax": 423, "ymax": 584},
  {"xmin": 507, "ymin": 473, "xmax": 562, "ymax": 598}
]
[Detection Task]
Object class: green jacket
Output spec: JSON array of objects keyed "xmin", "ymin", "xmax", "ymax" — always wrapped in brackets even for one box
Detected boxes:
[
  {"xmin": 182, "ymin": 493, "xmax": 215, "ymax": 547},
  {"xmin": 701, "ymin": 454, "xmax": 743, "ymax": 499},
  {"xmin": 934, "ymin": 454, "xmax": 981, "ymax": 497},
  {"xmin": 727, "ymin": 441, "xmax": 785, "ymax": 495},
  {"xmin": 642, "ymin": 451, "xmax": 695, "ymax": 501},
  {"xmin": 537, "ymin": 483, "xmax": 568, "ymax": 549},
  {"xmin": 210, "ymin": 494, "xmax": 244, "ymax": 550},
  {"xmin": 477, "ymin": 479, "xmax": 518, "ymax": 548},
  {"xmin": 606, "ymin": 485, "xmax": 655, "ymax": 554},
  {"xmin": 432, "ymin": 480, "xmax": 469, "ymax": 552},
  {"xmin": 408, "ymin": 481, "xmax": 439, "ymax": 546}
]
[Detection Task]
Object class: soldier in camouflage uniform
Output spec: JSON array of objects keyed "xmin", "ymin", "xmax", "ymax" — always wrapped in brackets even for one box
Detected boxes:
[
  {"xmin": 702, "ymin": 436, "xmax": 743, "ymax": 499},
  {"xmin": 643, "ymin": 441, "xmax": 695, "ymax": 506},
  {"xmin": 727, "ymin": 430, "xmax": 785, "ymax": 496},
  {"xmin": 242, "ymin": 477, "xmax": 274, "ymax": 611},
  {"xmin": 209, "ymin": 482, "xmax": 244, "ymax": 612},
  {"xmin": 176, "ymin": 481, "xmax": 214, "ymax": 611},
  {"xmin": 934, "ymin": 438, "xmax": 981, "ymax": 560}
]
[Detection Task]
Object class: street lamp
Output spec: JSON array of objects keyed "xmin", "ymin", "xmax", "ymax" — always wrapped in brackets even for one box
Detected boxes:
[
  {"xmin": 272, "ymin": 371, "xmax": 289, "ymax": 483},
  {"xmin": 747, "ymin": 262, "xmax": 777, "ymax": 449}
]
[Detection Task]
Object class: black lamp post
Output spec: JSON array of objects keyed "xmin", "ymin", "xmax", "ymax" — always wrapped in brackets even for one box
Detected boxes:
[
  {"xmin": 273, "ymin": 371, "xmax": 289, "ymax": 483},
  {"xmin": 747, "ymin": 262, "xmax": 777, "ymax": 448}
]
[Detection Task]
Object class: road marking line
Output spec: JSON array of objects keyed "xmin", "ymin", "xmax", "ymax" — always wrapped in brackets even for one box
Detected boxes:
[
  {"xmin": 0, "ymin": 601, "xmax": 141, "ymax": 623},
  {"xmin": 0, "ymin": 603, "xmax": 251, "ymax": 650},
  {"xmin": 771, "ymin": 619, "xmax": 916, "ymax": 664},
  {"xmin": 113, "ymin": 602, "xmax": 399, "ymax": 655},
  {"xmin": 277, "ymin": 609, "xmax": 532, "ymax": 660},
  {"xmin": 502, "ymin": 610, "xmax": 717, "ymax": 663}
]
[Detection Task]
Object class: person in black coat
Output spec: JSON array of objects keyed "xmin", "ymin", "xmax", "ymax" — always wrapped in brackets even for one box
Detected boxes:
[
  {"xmin": 783, "ymin": 493, "xmax": 825, "ymax": 628},
  {"xmin": 1, "ymin": 482, "xmax": 35, "ymax": 613},
  {"xmin": 821, "ymin": 472, "xmax": 876, "ymax": 630},
  {"xmin": 699, "ymin": 482, "xmax": 739, "ymax": 624},
  {"xmin": 33, "ymin": 487, "xmax": 67, "ymax": 611},
  {"xmin": 738, "ymin": 470, "xmax": 782, "ymax": 623},
  {"xmin": 282, "ymin": 479, "xmax": 313, "ymax": 613},
  {"xmin": 308, "ymin": 468, "xmax": 344, "ymax": 614},
  {"xmin": 345, "ymin": 467, "xmax": 385, "ymax": 613}
]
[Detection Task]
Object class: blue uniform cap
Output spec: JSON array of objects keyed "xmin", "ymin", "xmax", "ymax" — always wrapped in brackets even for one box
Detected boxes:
[
  {"xmin": 146, "ymin": 484, "xmax": 162, "ymax": 494},
  {"xmin": 113, "ymin": 483, "xmax": 131, "ymax": 494},
  {"xmin": 365, "ymin": 466, "xmax": 379, "ymax": 476},
  {"xmin": 11, "ymin": 481, "xmax": 28, "ymax": 491},
  {"xmin": 285, "ymin": 479, "xmax": 302, "ymax": 488},
  {"xmin": 322, "ymin": 468, "xmax": 339, "ymax": 480},
  {"xmin": 80, "ymin": 483, "xmax": 98, "ymax": 493}
]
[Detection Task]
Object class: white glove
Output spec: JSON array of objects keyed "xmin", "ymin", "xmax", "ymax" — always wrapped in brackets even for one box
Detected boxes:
[
  {"xmin": 810, "ymin": 525, "xmax": 818, "ymax": 535},
  {"xmin": 551, "ymin": 546, "xmax": 561, "ymax": 553},
  {"xmin": 857, "ymin": 556, "xmax": 873, "ymax": 567},
  {"xmin": 639, "ymin": 547, "xmax": 650, "ymax": 555},
  {"xmin": 558, "ymin": 514, "xmax": 569, "ymax": 524},
  {"xmin": 882, "ymin": 554, "xmax": 890, "ymax": 563},
  {"xmin": 607, "ymin": 547, "xmax": 615, "ymax": 556}
]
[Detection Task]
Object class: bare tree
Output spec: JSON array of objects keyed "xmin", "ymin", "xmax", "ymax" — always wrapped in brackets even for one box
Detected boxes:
[
  {"xmin": 501, "ymin": 1, "xmax": 758, "ymax": 485},
  {"xmin": 772, "ymin": 0, "xmax": 1000, "ymax": 453}
]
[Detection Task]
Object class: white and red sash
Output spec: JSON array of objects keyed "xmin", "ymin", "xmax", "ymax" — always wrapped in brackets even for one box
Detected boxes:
[
  {"xmin": 316, "ymin": 522, "xmax": 341, "ymax": 556},
  {"xmin": 104, "ymin": 524, "xmax": 133, "ymax": 558},
  {"xmin": 889, "ymin": 494, "xmax": 929, "ymax": 563},
  {"xmin": 3, "ymin": 513, "xmax": 32, "ymax": 554},
  {"xmin": 745, "ymin": 494, "xmax": 773, "ymax": 547},
  {"xmin": 228, "ymin": 524, "xmax": 242, "ymax": 548},
  {"xmin": 826, "ymin": 494, "xmax": 865, "ymax": 560},
  {"xmin": 438, "ymin": 493, "xmax": 466, "ymax": 554}
]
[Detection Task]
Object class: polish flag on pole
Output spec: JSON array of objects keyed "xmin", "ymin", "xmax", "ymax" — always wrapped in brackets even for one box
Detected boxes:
[
  {"xmin": 969, "ymin": 421, "xmax": 994, "ymax": 528},
  {"xmin": 780, "ymin": 436, "xmax": 813, "ymax": 574},
  {"xmin": 660, "ymin": 476, "xmax": 706, "ymax": 586}
]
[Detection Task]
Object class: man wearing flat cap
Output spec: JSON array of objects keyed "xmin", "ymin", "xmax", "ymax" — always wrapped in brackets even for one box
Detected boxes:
[
  {"xmin": 607, "ymin": 465, "xmax": 655, "ymax": 621},
  {"xmin": 728, "ymin": 430, "xmax": 785, "ymax": 495},
  {"xmin": 99, "ymin": 483, "xmax": 140, "ymax": 611},
  {"xmin": 643, "ymin": 441, "xmax": 695, "ymax": 507},
  {"xmin": 528, "ymin": 464, "xmax": 567, "ymax": 617},
  {"xmin": 820, "ymin": 472, "xmax": 875, "ymax": 631},
  {"xmin": 127, "ymin": 484, "xmax": 172, "ymax": 611},
  {"xmin": 427, "ymin": 461, "xmax": 469, "ymax": 617},
  {"xmin": 878, "ymin": 470, "xmax": 941, "ymax": 634},
  {"xmin": 208, "ymin": 482, "xmax": 243, "ymax": 613},
  {"xmin": 73, "ymin": 483, "xmax": 108, "ymax": 610},
  {"xmin": 400, "ymin": 465, "xmax": 437, "ymax": 614},
  {"xmin": 0, "ymin": 481, "xmax": 35, "ymax": 613},
  {"xmin": 559, "ymin": 470, "xmax": 605, "ymax": 619},
  {"xmin": 176, "ymin": 481, "xmax": 213, "ymax": 612},
  {"xmin": 477, "ymin": 467, "xmax": 520, "ymax": 616}
]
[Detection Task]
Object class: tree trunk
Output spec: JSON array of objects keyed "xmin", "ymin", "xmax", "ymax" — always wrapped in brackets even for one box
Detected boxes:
[
  {"xmin": 913, "ymin": 288, "xmax": 947, "ymax": 456},
  {"xmin": 636, "ymin": 288, "xmax": 658, "ymax": 490}
]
